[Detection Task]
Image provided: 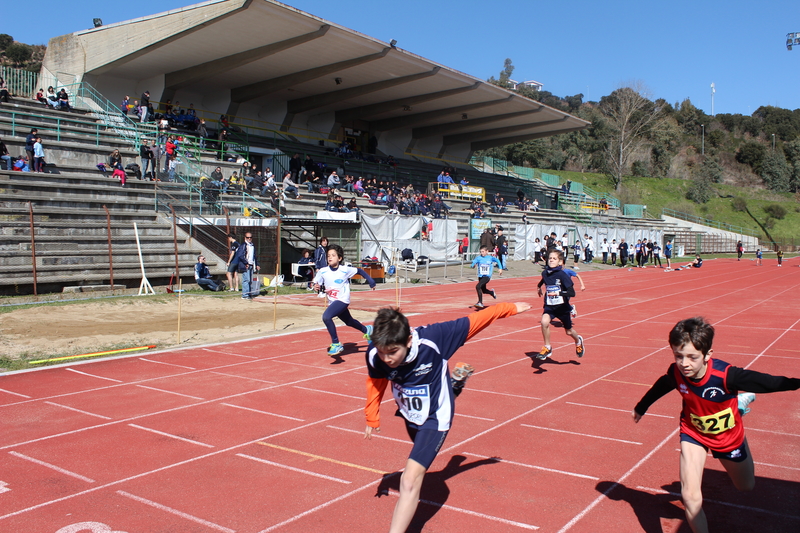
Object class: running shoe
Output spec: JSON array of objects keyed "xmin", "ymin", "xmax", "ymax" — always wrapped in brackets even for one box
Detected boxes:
[
  {"xmin": 737, "ymin": 392, "xmax": 756, "ymax": 416},
  {"xmin": 490, "ymin": 289, "xmax": 497, "ymax": 299},
  {"xmin": 451, "ymin": 362, "xmax": 475, "ymax": 397},
  {"xmin": 570, "ymin": 304, "xmax": 577, "ymax": 318},
  {"xmin": 474, "ymin": 302, "xmax": 486, "ymax": 309},
  {"xmin": 363, "ymin": 325, "xmax": 373, "ymax": 341},
  {"xmin": 327, "ymin": 343, "xmax": 344, "ymax": 356},
  {"xmin": 536, "ymin": 346, "xmax": 552, "ymax": 360},
  {"xmin": 576, "ymin": 335, "xmax": 585, "ymax": 358}
]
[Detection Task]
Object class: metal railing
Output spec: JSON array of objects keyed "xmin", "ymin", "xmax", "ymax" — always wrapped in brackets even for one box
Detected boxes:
[
  {"xmin": 1, "ymin": 66, "xmax": 38, "ymax": 99},
  {"xmin": 662, "ymin": 208, "xmax": 759, "ymax": 238}
]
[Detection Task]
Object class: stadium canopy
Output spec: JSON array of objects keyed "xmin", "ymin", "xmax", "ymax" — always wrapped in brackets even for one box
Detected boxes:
[{"xmin": 41, "ymin": 0, "xmax": 589, "ymax": 162}]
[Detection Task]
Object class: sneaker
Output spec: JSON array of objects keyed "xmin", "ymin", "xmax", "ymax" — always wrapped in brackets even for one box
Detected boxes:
[
  {"xmin": 576, "ymin": 335, "xmax": 585, "ymax": 358},
  {"xmin": 451, "ymin": 362, "xmax": 475, "ymax": 397},
  {"xmin": 570, "ymin": 304, "xmax": 577, "ymax": 318},
  {"xmin": 327, "ymin": 343, "xmax": 344, "ymax": 356},
  {"xmin": 473, "ymin": 302, "xmax": 486, "ymax": 309},
  {"xmin": 536, "ymin": 346, "xmax": 552, "ymax": 360},
  {"xmin": 490, "ymin": 289, "xmax": 497, "ymax": 299},
  {"xmin": 363, "ymin": 325, "xmax": 373, "ymax": 341},
  {"xmin": 738, "ymin": 392, "xmax": 756, "ymax": 416}
]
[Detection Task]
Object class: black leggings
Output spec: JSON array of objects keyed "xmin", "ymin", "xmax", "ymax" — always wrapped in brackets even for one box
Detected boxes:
[{"xmin": 476, "ymin": 276, "xmax": 492, "ymax": 303}]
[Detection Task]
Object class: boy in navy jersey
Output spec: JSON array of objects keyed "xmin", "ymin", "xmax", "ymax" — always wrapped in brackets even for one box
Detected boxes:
[
  {"xmin": 536, "ymin": 249, "xmax": 584, "ymax": 359},
  {"xmin": 633, "ymin": 317, "xmax": 800, "ymax": 533},
  {"xmin": 364, "ymin": 301, "xmax": 531, "ymax": 533}
]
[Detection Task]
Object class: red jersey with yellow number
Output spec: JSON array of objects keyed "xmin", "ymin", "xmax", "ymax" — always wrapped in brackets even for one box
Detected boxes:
[{"xmin": 672, "ymin": 358, "xmax": 744, "ymax": 452}]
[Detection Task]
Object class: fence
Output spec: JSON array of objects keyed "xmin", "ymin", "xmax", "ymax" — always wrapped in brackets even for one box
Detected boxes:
[{"xmin": 1, "ymin": 66, "xmax": 38, "ymax": 99}]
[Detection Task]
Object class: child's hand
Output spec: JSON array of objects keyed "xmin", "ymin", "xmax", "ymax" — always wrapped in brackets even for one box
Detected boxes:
[
  {"xmin": 514, "ymin": 302, "xmax": 532, "ymax": 313},
  {"xmin": 313, "ymin": 283, "xmax": 321, "ymax": 292},
  {"xmin": 581, "ymin": 285, "xmax": 586, "ymax": 291},
  {"xmin": 632, "ymin": 410, "xmax": 642, "ymax": 423},
  {"xmin": 537, "ymin": 288, "xmax": 543, "ymax": 297},
  {"xmin": 364, "ymin": 425, "xmax": 380, "ymax": 439}
]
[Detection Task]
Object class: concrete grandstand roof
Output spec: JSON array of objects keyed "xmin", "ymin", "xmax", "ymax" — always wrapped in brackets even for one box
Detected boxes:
[{"xmin": 42, "ymin": 0, "xmax": 589, "ymax": 160}]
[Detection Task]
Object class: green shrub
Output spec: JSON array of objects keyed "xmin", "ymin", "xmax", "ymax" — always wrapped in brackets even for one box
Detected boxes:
[
  {"xmin": 731, "ymin": 197, "xmax": 747, "ymax": 212},
  {"xmin": 763, "ymin": 204, "xmax": 787, "ymax": 219}
]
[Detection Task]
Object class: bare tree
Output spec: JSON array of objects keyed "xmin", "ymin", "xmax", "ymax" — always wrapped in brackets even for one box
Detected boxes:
[{"xmin": 599, "ymin": 81, "xmax": 667, "ymax": 191}]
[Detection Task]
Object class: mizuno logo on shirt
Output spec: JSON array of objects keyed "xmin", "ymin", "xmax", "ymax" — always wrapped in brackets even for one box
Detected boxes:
[{"xmin": 414, "ymin": 363, "xmax": 433, "ymax": 376}]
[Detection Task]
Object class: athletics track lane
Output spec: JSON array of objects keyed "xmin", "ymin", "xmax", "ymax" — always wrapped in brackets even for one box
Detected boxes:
[{"xmin": 0, "ymin": 257, "xmax": 798, "ymax": 532}]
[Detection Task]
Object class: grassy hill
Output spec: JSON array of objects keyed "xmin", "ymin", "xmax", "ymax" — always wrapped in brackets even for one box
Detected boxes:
[{"xmin": 542, "ymin": 170, "xmax": 800, "ymax": 247}]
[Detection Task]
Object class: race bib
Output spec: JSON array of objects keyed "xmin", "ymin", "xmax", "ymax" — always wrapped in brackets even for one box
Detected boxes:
[
  {"xmin": 546, "ymin": 284, "xmax": 564, "ymax": 306},
  {"xmin": 689, "ymin": 407, "xmax": 735, "ymax": 435},
  {"xmin": 392, "ymin": 383, "xmax": 430, "ymax": 425},
  {"xmin": 478, "ymin": 263, "xmax": 492, "ymax": 276}
]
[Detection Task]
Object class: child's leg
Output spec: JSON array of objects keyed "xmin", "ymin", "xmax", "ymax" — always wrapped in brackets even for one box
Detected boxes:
[
  {"xmin": 389, "ymin": 458, "xmax": 427, "ymax": 533},
  {"xmin": 541, "ymin": 313, "xmax": 552, "ymax": 346},
  {"xmin": 680, "ymin": 439, "xmax": 710, "ymax": 533},
  {"xmin": 322, "ymin": 301, "xmax": 349, "ymax": 343},
  {"xmin": 476, "ymin": 277, "xmax": 489, "ymax": 304},
  {"xmin": 335, "ymin": 304, "xmax": 368, "ymax": 334},
  {"xmin": 565, "ymin": 327, "xmax": 580, "ymax": 344},
  {"xmin": 718, "ymin": 439, "xmax": 755, "ymax": 492}
]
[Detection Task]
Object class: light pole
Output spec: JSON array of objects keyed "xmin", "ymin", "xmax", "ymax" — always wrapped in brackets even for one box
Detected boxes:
[
  {"xmin": 701, "ymin": 125, "xmax": 705, "ymax": 155},
  {"xmin": 772, "ymin": 133, "xmax": 776, "ymax": 152}
]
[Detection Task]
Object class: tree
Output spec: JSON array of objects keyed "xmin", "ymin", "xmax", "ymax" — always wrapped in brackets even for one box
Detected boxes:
[
  {"xmin": 760, "ymin": 151, "xmax": 792, "ymax": 192},
  {"xmin": 5, "ymin": 42, "xmax": 32, "ymax": 66},
  {"xmin": 598, "ymin": 82, "xmax": 667, "ymax": 191},
  {"xmin": 488, "ymin": 58, "xmax": 515, "ymax": 89},
  {"xmin": 735, "ymin": 141, "xmax": 766, "ymax": 173},
  {"xmin": 0, "ymin": 34, "xmax": 12, "ymax": 52}
]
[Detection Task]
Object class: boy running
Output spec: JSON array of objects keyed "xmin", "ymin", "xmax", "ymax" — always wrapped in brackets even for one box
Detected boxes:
[
  {"xmin": 364, "ymin": 301, "xmax": 531, "ymax": 533},
  {"xmin": 777, "ymin": 249, "xmax": 783, "ymax": 266},
  {"xmin": 755, "ymin": 248, "xmax": 762, "ymax": 266},
  {"xmin": 633, "ymin": 317, "xmax": 800, "ymax": 533},
  {"xmin": 313, "ymin": 244, "xmax": 376, "ymax": 356},
  {"xmin": 470, "ymin": 244, "xmax": 502, "ymax": 309},
  {"xmin": 536, "ymin": 249, "xmax": 585, "ymax": 359}
]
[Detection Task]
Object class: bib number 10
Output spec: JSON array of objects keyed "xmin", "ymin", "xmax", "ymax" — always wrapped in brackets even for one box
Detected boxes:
[{"xmin": 690, "ymin": 407, "xmax": 735, "ymax": 435}]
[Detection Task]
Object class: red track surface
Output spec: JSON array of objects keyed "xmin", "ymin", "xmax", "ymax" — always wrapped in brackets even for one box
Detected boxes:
[{"xmin": 2, "ymin": 257, "xmax": 799, "ymax": 533}]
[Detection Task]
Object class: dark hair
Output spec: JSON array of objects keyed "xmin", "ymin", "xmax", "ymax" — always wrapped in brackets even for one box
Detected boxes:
[
  {"xmin": 669, "ymin": 317, "xmax": 714, "ymax": 355},
  {"xmin": 372, "ymin": 307, "xmax": 411, "ymax": 348},
  {"xmin": 227, "ymin": 233, "xmax": 236, "ymax": 239},
  {"xmin": 319, "ymin": 236, "xmax": 329, "ymax": 246},
  {"xmin": 548, "ymin": 249, "xmax": 565, "ymax": 262},
  {"xmin": 326, "ymin": 243, "xmax": 344, "ymax": 260},
  {"xmin": 479, "ymin": 245, "xmax": 489, "ymax": 251}
]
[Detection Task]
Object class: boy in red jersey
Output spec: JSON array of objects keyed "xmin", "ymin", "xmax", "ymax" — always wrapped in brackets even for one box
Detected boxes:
[{"xmin": 632, "ymin": 317, "xmax": 800, "ymax": 533}]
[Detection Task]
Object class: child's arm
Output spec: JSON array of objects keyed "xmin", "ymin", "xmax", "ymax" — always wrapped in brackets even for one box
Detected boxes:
[
  {"xmin": 632, "ymin": 372, "xmax": 677, "ymax": 422},
  {"xmin": 725, "ymin": 367, "xmax": 800, "ymax": 393},
  {"xmin": 575, "ymin": 274, "xmax": 586, "ymax": 291},
  {"xmin": 354, "ymin": 268, "xmax": 377, "ymax": 290},
  {"xmin": 466, "ymin": 302, "xmax": 530, "ymax": 340},
  {"xmin": 364, "ymin": 376, "xmax": 389, "ymax": 439}
]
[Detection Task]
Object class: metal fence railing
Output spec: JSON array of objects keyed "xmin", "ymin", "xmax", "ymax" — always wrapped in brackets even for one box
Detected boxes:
[{"xmin": 1, "ymin": 66, "xmax": 38, "ymax": 99}]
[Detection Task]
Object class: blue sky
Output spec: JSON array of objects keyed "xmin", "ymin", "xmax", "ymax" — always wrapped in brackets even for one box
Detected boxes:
[{"xmin": 11, "ymin": 0, "xmax": 800, "ymax": 116}]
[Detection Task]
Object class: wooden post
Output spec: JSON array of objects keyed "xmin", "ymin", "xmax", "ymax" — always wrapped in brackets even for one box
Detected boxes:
[
  {"xmin": 103, "ymin": 205, "xmax": 114, "ymax": 289},
  {"xmin": 273, "ymin": 263, "xmax": 279, "ymax": 330},
  {"xmin": 177, "ymin": 279, "xmax": 182, "ymax": 343},
  {"xmin": 170, "ymin": 204, "xmax": 180, "ymax": 282},
  {"xmin": 28, "ymin": 202, "xmax": 38, "ymax": 296}
]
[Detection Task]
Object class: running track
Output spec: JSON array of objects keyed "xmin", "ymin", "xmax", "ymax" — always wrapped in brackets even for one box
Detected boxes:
[{"xmin": 1, "ymin": 257, "xmax": 799, "ymax": 533}]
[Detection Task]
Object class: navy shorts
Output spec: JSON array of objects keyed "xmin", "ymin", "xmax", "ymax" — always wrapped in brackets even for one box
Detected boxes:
[
  {"xmin": 226, "ymin": 262, "xmax": 238, "ymax": 273},
  {"xmin": 544, "ymin": 305, "xmax": 573, "ymax": 330},
  {"xmin": 401, "ymin": 416, "xmax": 448, "ymax": 469},
  {"xmin": 680, "ymin": 432, "xmax": 749, "ymax": 463}
]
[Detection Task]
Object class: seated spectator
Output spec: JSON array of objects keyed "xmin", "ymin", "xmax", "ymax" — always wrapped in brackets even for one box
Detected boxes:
[
  {"xmin": 260, "ymin": 170, "xmax": 276, "ymax": 196},
  {"xmin": 228, "ymin": 172, "xmax": 243, "ymax": 193},
  {"xmin": 0, "ymin": 77, "xmax": 9, "ymax": 103},
  {"xmin": 531, "ymin": 198, "xmax": 539, "ymax": 212},
  {"xmin": 45, "ymin": 86, "xmax": 58, "ymax": 108},
  {"xmin": 346, "ymin": 197, "xmax": 360, "ymax": 214},
  {"xmin": 210, "ymin": 166, "xmax": 225, "ymax": 189},
  {"xmin": 0, "ymin": 137, "xmax": 11, "ymax": 170},
  {"xmin": 327, "ymin": 170, "xmax": 341, "ymax": 191},
  {"xmin": 354, "ymin": 177, "xmax": 365, "ymax": 196},
  {"xmin": 108, "ymin": 149, "xmax": 123, "ymax": 171},
  {"xmin": 201, "ymin": 177, "xmax": 220, "ymax": 207},
  {"xmin": 57, "ymin": 89, "xmax": 70, "ymax": 110},
  {"xmin": 282, "ymin": 171, "xmax": 300, "ymax": 199},
  {"xmin": 194, "ymin": 255, "xmax": 225, "ymax": 291},
  {"xmin": 305, "ymin": 170, "xmax": 322, "ymax": 193},
  {"xmin": 14, "ymin": 157, "xmax": 30, "ymax": 172},
  {"xmin": 297, "ymin": 249, "xmax": 314, "ymax": 289},
  {"xmin": 35, "ymin": 88, "xmax": 47, "ymax": 105}
]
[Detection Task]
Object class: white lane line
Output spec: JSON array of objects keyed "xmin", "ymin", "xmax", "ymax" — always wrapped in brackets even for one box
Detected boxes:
[
  {"xmin": 64, "ymin": 368, "xmax": 122, "ymax": 383},
  {"xmin": 116, "ymin": 490, "xmax": 236, "ymax": 533},
  {"xmin": 202, "ymin": 347, "xmax": 259, "ymax": 358},
  {"xmin": 293, "ymin": 385, "xmax": 363, "ymax": 400},
  {"xmin": 8, "ymin": 451, "xmax": 94, "ymax": 483},
  {"xmin": 556, "ymin": 429, "xmax": 679, "ymax": 533},
  {"xmin": 220, "ymin": 403, "xmax": 304, "ymax": 421},
  {"xmin": 386, "ymin": 489, "xmax": 539, "ymax": 530},
  {"xmin": 463, "ymin": 452, "xmax": 598, "ymax": 481},
  {"xmin": 0, "ymin": 388, "xmax": 31, "ymax": 398},
  {"xmin": 755, "ymin": 461, "xmax": 800, "ymax": 472},
  {"xmin": 276, "ymin": 360, "xmax": 337, "ymax": 370},
  {"xmin": 236, "ymin": 453, "xmax": 351, "ymax": 484},
  {"xmin": 138, "ymin": 358, "xmax": 196, "ymax": 370},
  {"xmin": 520, "ymin": 424, "xmax": 642, "ymax": 445},
  {"xmin": 747, "ymin": 427, "xmax": 800, "ymax": 438},
  {"xmin": 635, "ymin": 485, "xmax": 800, "ymax": 520},
  {"xmin": 744, "ymin": 317, "xmax": 800, "ymax": 370},
  {"xmin": 135, "ymin": 385, "xmax": 204, "ymax": 401},
  {"xmin": 127, "ymin": 424, "xmax": 214, "ymax": 448},
  {"xmin": 469, "ymin": 388, "xmax": 542, "ymax": 401},
  {"xmin": 326, "ymin": 425, "xmax": 412, "ymax": 445},
  {"xmin": 455, "ymin": 413, "xmax": 495, "ymax": 421},
  {"xmin": 210, "ymin": 371, "xmax": 274, "ymax": 384},
  {"xmin": 44, "ymin": 401, "xmax": 112, "ymax": 420},
  {"xmin": 565, "ymin": 401, "xmax": 673, "ymax": 419}
]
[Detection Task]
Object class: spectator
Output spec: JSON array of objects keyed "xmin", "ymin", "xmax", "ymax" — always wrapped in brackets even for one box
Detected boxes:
[
  {"xmin": 194, "ymin": 255, "xmax": 225, "ymax": 291},
  {"xmin": 33, "ymin": 137, "xmax": 46, "ymax": 173},
  {"xmin": 167, "ymin": 154, "xmax": 178, "ymax": 182},
  {"xmin": 289, "ymin": 153, "xmax": 302, "ymax": 181},
  {"xmin": 140, "ymin": 91, "xmax": 150, "ymax": 122},
  {"xmin": 216, "ymin": 129, "xmax": 228, "ymax": 160},
  {"xmin": 297, "ymin": 249, "xmax": 314, "ymax": 289},
  {"xmin": 495, "ymin": 228, "xmax": 508, "ymax": 270},
  {"xmin": 282, "ymin": 171, "xmax": 300, "ymax": 199},
  {"xmin": 225, "ymin": 234, "xmax": 240, "ymax": 291},
  {"xmin": 305, "ymin": 170, "xmax": 322, "ymax": 193},
  {"xmin": 120, "ymin": 95, "xmax": 130, "ymax": 115},
  {"xmin": 35, "ymin": 88, "xmax": 47, "ymax": 105},
  {"xmin": 234, "ymin": 232, "xmax": 260, "ymax": 300},
  {"xmin": 600, "ymin": 238, "xmax": 609, "ymax": 264},
  {"xmin": 327, "ymin": 170, "xmax": 341, "ymax": 191},
  {"xmin": 314, "ymin": 236, "xmax": 329, "ymax": 269},
  {"xmin": 14, "ymin": 156, "xmax": 30, "ymax": 172},
  {"xmin": 196, "ymin": 119, "xmax": 208, "ymax": 149},
  {"xmin": 532, "ymin": 198, "xmax": 539, "ymax": 212},
  {"xmin": 0, "ymin": 77, "xmax": 9, "ymax": 103},
  {"xmin": 140, "ymin": 142, "xmax": 154, "ymax": 179},
  {"xmin": 108, "ymin": 149, "xmax": 123, "ymax": 171},
  {"xmin": 25, "ymin": 129, "xmax": 38, "ymax": 169},
  {"xmin": 45, "ymin": 87, "xmax": 58, "ymax": 108},
  {"xmin": 150, "ymin": 141, "xmax": 162, "ymax": 180},
  {"xmin": 56, "ymin": 89, "xmax": 70, "ymax": 111},
  {"xmin": 0, "ymin": 137, "xmax": 11, "ymax": 170}
]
